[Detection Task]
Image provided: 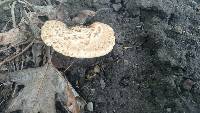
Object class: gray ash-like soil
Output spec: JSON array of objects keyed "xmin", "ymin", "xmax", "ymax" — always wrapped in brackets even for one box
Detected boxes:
[{"xmin": 1, "ymin": 0, "xmax": 200, "ymax": 113}]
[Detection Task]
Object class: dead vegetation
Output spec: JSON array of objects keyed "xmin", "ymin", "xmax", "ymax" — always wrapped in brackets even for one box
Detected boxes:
[
  {"xmin": 6, "ymin": 63, "xmax": 86, "ymax": 113},
  {"xmin": 0, "ymin": 0, "xmax": 115, "ymax": 113}
]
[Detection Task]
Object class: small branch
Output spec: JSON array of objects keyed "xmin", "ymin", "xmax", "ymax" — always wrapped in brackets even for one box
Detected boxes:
[
  {"xmin": 11, "ymin": 1, "xmax": 17, "ymax": 28},
  {"xmin": 46, "ymin": 0, "xmax": 52, "ymax": 5},
  {"xmin": 0, "ymin": 40, "xmax": 34, "ymax": 67},
  {"xmin": 1, "ymin": 19, "xmax": 11, "ymax": 32},
  {"xmin": 11, "ymin": 84, "xmax": 18, "ymax": 97},
  {"xmin": 0, "ymin": 39, "xmax": 31, "ymax": 52},
  {"xmin": 17, "ymin": 0, "xmax": 33, "ymax": 7},
  {"xmin": 64, "ymin": 60, "xmax": 76, "ymax": 72},
  {"xmin": 0, "ymin": 99, "xmax": 5, "ymax": 106}
]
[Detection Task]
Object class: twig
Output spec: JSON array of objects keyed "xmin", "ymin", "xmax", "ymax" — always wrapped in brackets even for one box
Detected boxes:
[
  {"xmin": 20, "ymin": 60, "xmax": 24, "ymax": 70},
  {"xmin": 0, "ymin": 39, "xmax": 31, "ymax": 52},
  {"xmin": 11, "ymin": 1, "xmax": 17, "ymax": 28},
  {"xmin": 0, "ymin": 99, "xmax": 5, "ymax": 106},
  {"xmin": 64, "ymin": 60, "xmax": 76, "ymax": 73},
  {"xmin": 1, "ymin": 19, "xmax": 11, "ymax": 32},
  {"xmin": 46, "ymin": 0, "xmax": 52, "ymax": 5},
  {"xmin": 11, "ymin": 84, "xmax": 18, "ymax": 98},
  {"xmin": 17, "ymin": 0, "xmax": 32, "ymax": 6},
  {"xmin": 0, "ymin": 40, "xmax": 34, "ymax": 67}
]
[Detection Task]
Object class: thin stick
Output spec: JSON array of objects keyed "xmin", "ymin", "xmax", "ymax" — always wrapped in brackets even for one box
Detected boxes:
[
  {"xmin": 0, "ymin": 40, "xmax": 34, "ymax": 67},
  {"xmin": 1, "ymin": 19, "xmax": 11, "ymax": 32},
  {"xmin": 64, "ymin": 60, "xmax": 76, "ymax": 73},
  {"xmin": 0, "ymin": 99, "xmax": 5, "ymax": 106},
  {"xmin": 46, "ymin": 0, "xmax": 52, "ymax": 5},
  {"xmin": 0, "ymin": 39, "xmax": 31, "ymax": 52},
  {"xmin": 11, "ymin": 1, "xmax": 17, "ymax": 28},
  {"xmin": 17, "ymin": 0, "xmax": 32, "ymax": 6},
  {"xmin": 11, "ymin": 84, "xmax": 18, "ymax": 97}
]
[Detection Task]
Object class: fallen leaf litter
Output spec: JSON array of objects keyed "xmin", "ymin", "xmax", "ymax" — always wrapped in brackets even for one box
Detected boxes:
[{"xmin": 0, "ymin": 0, "xmax": 116, "ymax": 112}]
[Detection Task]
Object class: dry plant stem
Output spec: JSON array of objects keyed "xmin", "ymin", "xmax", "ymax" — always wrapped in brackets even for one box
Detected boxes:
[
  {"xmin": 64, "ymin": 60, "xmax": 76, "ymax": 73},
  {"xmin": 46, "ymin": 0, "xmax": 52, "ymax": 5},
  {"xmin": 1, "ymin": 19, "xmax": 11, "ymax": 32},
  {"xmin": 17, "ymin": 0, "xmax": 33, "ymax": 12},
  {"xmin": 0, "ymin": 47, "xmax": 11, "ymax": 53},
  {"xmin": 12, "ymin": 84, "xmax": 18, "ymax": 97},
  {"xmin": 17, "ymin": 0, "xmax": 32, "ymax": 6},
  {"xmin": 0, "ymin": 40, "xmax": 34, "ymax": 67},
  {"xmin": 11, "ymin": 1, "xmax": 17, "ymax": 28},
  {"xmin": 20, "ymin": 60, "xmax": 24, "ymax": 70},
  {"xmin": 0, "ymin": 39, "xmax": 32, "ymax": 52},
  {"xmin": 0, "ymin": 99, "xmax": 5, "ymax": 106}
]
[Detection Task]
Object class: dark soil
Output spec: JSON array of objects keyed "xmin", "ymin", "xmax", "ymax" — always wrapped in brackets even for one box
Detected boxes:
[{"xmin": 1, "ymin": 0, "xmax": 200, "ymax": 113}]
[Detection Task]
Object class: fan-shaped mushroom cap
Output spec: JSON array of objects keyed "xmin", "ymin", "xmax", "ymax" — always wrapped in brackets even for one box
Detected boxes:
[{"xmin": 41, "ymin": 20, "xmax": 115, "ymax": 58}]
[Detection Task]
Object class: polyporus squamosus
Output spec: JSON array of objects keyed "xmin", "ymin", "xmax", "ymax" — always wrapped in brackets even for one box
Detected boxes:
[{"xmin": 41, "ymin": 20, "xmax": 115, "ymax": 58}]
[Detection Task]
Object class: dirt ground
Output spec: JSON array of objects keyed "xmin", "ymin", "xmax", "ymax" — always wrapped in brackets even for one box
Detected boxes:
[{"xmin": 1, "ymin": 0, "xmax": 200, "ymax": 113}]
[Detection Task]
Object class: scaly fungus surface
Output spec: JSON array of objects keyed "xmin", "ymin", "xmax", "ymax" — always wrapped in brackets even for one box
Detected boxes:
[{"xmin": 41, "ymin": 20, "xmax": 115, "ymax": 58}]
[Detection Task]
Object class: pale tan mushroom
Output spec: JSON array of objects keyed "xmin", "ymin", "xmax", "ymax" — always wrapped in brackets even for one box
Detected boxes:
[{"xmin": 41, "ymin": 20, "xmax": 115, "ymax": 58}]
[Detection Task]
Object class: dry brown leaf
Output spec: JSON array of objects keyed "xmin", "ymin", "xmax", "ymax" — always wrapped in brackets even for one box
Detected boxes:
[
  {"xmin": 5, "ymin": 63, "xmax": 86, "ymax": 113},
  {"xmin": 66, "ymin": 81, "xmax": 82, "ymax": 113}
]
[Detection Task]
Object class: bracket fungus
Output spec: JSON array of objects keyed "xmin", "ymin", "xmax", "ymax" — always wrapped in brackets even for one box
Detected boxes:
[{"xmin": 41, "ymin": 20, "xmax": 115, "ymax": 58}]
